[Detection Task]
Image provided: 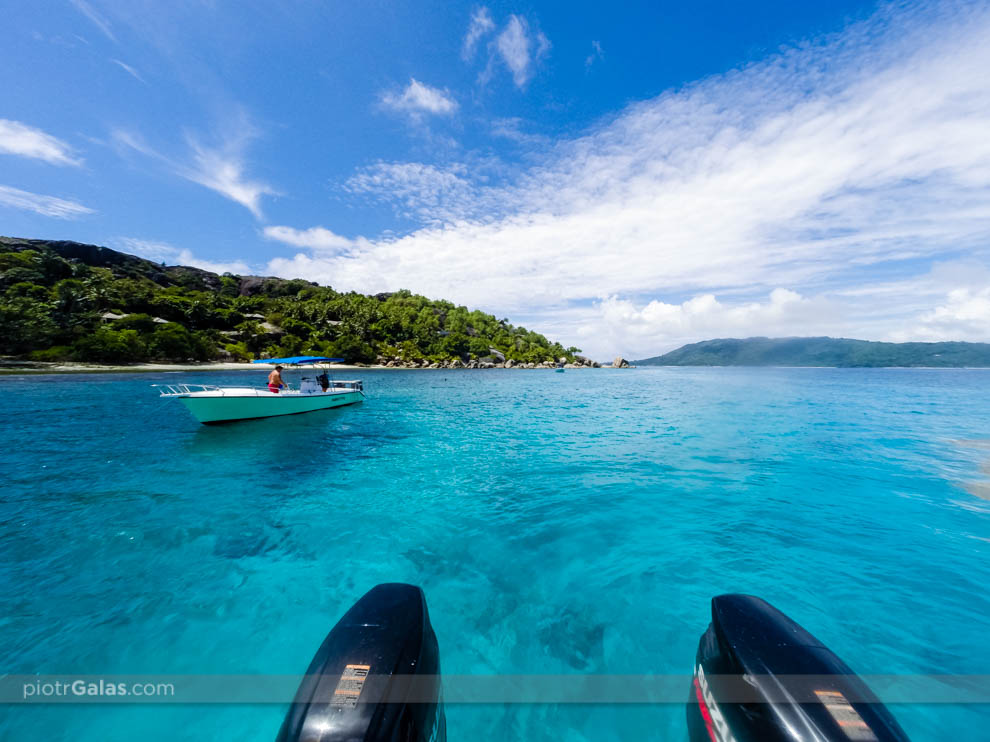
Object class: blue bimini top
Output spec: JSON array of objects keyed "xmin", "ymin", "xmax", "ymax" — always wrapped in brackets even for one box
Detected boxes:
[{"xmin": 251, "ymin": 356, "xmax": 345, "ymax": 366}]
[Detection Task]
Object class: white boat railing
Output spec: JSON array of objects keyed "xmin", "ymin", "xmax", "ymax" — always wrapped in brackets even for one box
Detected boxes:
[
  {"xmin": 153, "ymin": 383, "xmax": 223, "ymax": 397},
  {"xmin": 153, "ymin": 380, "xmax": 363, "ymax": 397}
]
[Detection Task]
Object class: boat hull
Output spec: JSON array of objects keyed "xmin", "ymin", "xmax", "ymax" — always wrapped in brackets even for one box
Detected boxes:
[{"xmin": 179, "ymin": 390, "xmax": 363, "ymax": 424}]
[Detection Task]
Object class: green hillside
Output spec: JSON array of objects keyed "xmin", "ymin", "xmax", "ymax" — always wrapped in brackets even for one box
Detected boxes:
[
  {"xmin": 0, "ymin": 237, "xmax": 580, "ymax": 365},
  {"xmin": 633, "ymin": 337, "xmax": 990, "ymax": 367}
]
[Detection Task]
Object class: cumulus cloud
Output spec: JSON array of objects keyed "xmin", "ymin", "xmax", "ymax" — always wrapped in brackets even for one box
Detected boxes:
[
  {"xmin": 119, "ymin": 237, "xmax": 251, "ymax": 274},
  {"xmin": 266, "ymin": 1, "xmax": 990, "ymax": 357},
  {"xmin": 0, "ymin": 184, "xmax": 93, "ymax": 218},
  {"xmin": 0, "ymin": 119, "xmax": 81, "ymax": 166},
  {"xmin": 462, "ymin": 7, "xmax": 495, "ymax": 61},
  {"xmin": 896, "ymin": 288, "xmax": 990, "ymax": 342},
  {"xmin": 601, "ymin": 289, "xmax": 817, "ymax": 334},
  {"xmin": 262, "ymin": 225, "xmax": 362, "ymax": 252},
  {"xmin": 381, "ymin": 79, "xmax": 457, "ymax": 117},
  {"xmin": 580, "ymin": 289, "xmax": 841, "ymax": 357}
]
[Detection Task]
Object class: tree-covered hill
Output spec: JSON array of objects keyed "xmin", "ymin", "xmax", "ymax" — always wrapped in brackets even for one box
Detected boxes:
[
  {"xmin": 0, "ymin": 237, "xmax": 581, "ymax": 365},
  {"xmin": 633, "ymin": 337, "xmax": 990, "ymax": 367}
]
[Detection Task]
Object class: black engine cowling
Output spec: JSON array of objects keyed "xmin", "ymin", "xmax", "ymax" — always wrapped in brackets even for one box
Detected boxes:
[
  {"xmin": 687, "ymin": 594, "xmax": 909, "ymax": 742},
  {"xmin": 277, "ymin": 583, "xmax": 445, "ymax": 742},
  {"xmin": 277, "ymin": 587, "xmax": 909, "ymax": 742}
]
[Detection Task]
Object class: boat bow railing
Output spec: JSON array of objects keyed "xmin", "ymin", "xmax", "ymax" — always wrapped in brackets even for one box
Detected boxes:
[{"xmin": 153, "ymin": 383, "xmax": 222, "ymax": 397}]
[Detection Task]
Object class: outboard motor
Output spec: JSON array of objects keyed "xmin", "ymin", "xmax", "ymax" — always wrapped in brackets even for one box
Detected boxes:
[
  {"xmin": 688, "ymin": 594, "xmax": 909, "ymax": 742},
  {"xmin": 277, "ymin": 583, "xmax": 445, "ymax": 742}
]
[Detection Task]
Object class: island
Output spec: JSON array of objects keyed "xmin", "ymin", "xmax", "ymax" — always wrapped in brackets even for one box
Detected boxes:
[
  {"xmin": 633, "ymin": 337, "xmax": 990, "ymax": 368},
  {"xmin": 0, "ymin": 237, "xmax": 594, "ymax": 369}
]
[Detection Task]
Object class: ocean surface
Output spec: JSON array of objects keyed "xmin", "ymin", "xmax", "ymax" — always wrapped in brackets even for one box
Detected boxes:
[{"xmin": 2, "ymin": 367, "xmax": 989, "ymax": 740}]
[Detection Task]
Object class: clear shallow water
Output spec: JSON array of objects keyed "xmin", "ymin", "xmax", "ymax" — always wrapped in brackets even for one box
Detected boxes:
[{"xmin": 2, "ymin": 367, "xmax": 989, "ymax": 740}]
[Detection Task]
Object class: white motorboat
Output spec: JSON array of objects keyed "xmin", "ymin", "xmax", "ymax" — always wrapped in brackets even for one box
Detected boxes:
[{"xmin": 156, "ymin": 356, "xmax": 364, "ymax": 424}]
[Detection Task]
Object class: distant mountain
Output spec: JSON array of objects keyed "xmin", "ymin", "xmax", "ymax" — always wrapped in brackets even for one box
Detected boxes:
[{"xmin": 633, "ymin": 337, "xmax": 990, "ymax": 367}]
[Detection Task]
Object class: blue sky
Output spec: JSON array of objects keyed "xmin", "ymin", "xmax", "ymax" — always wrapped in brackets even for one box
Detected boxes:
[{"xmin": 3, "ymin": 0, "xmax": 990, "ymax": 357}]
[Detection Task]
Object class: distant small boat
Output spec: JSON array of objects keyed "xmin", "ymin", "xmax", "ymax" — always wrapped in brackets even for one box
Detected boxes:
[
  {"xmin": 156, "ymin": 356, "xmax": 363, "ymax": 424},
  {"xmin": 555, "ymin": 367, "xmax": 565, "ymax": 373}
]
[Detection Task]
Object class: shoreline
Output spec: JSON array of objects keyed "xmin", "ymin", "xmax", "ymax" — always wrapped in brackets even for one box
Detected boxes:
[
  {"xmin": 0, "ymin": 361, "xmax": 275, "ymax": 374},
  {"xmin": 0, "ymin": 361, "xmax": 608, "ymax": 375},
  {"xmin": 4, "ymin": 361, "xmax": 988, "ymax": 375}
]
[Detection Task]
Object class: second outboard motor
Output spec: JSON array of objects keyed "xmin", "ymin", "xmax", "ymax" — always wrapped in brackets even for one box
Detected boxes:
[
  {"xmin": 688, "ymin": 594, "xmax": 909, "ymax": 742},
  {"xmin": 277, "ymin": 583, "xmax": 445, "ymax": 742}
]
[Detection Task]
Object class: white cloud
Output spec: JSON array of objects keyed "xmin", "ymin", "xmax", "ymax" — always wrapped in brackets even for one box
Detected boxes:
[
  {"xmin": 898, "ymin": 288, "xmax": 990, "ymax": 342},
  {"xmin": 583, "ymin": 289, "xmax": 841, "ymax": 357},
  {"xmin": 262, "ymin": 226, "xmax": 361, "ymax": 252},
  {"xmin": 183, "ymin": 139, "xmax": 275, "ymax": 219},
  {"xmin": 172, "ymin": 249, "xmax": 251, "ymax": 275},
  {"xmin": 265, "ymin": 2, "xmax": 990, "ymax": 358},
  {"xmin": 381, "ymin": 78, "xmax": 458, "ymax": 117},
  {"xmin": 117, "ymin": 238, "xmax": 175, "ymax": 263},
  {"xmin": 111, "ymin": 59, "xmax": 145, "ymax": 83},
  {"xmin": 69, "ymin": 0, "xmax": 115, "ymax": 42},
  {"xmin": 342, "ymin": 161, "xmax": 479, "ymax": 224},
  {"xmin": 470, "ymin": 12, "xmax": 550, "ymax": 88},
  {"xmin": 118, "ymin": 237, "xmax": 251, "ymax": 274},
  {"xmin": 0, "ymin": 119, "xmax": 81, "ymax": 166},
  {"xmin": 495, "ymin": 15, "xmax": 550, "ymax": 88},
  {"xmin": 490, "ymin": 117, "xmax": 548, "ymax": 145},
  {"xmin": 112, "ymin": 118, "xmax": 276, "ymax": 219},
  {"xmin": 110, "ymin": 128, "xmax": 155, "ymax": 158},
  {"xmin": 462, "ymin": 7, "xmax": 495, "ymax": 61},
  {"xmin": 0, "ymin": 184, "xmax": 93, "ymax": 218},
  {"xmin": 585, "ymin": 40, "xmax": 604, "ymax": 70}
]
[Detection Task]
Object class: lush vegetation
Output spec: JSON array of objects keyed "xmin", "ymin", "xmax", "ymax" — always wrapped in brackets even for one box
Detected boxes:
[
  {"xmin": 634, "ymin": 337, "xmax": 990, "ymax": 367},
  {"xmin": 0, "ymin": 237, "xmax": 580, "ymax": 365}
]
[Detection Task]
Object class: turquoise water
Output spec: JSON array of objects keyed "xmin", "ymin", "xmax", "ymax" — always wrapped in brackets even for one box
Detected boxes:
[{"xmin": 2, "ymin": 367, "xmax": 989, "ymax": 740}]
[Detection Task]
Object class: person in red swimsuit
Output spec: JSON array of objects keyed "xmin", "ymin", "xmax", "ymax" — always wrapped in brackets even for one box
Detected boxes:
[{"xmin": 267, "ymin": 365, "xmax": 286, "ymax": 393}]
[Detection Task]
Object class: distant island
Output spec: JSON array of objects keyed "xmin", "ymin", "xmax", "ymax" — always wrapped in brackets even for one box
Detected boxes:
[
  {"xmin": 633, "ymin": 337, "xmax": 990, "ymax": 368},
  {"xmin": 0, "ymin": 237, "xmax": 588, "ymax": 368}
]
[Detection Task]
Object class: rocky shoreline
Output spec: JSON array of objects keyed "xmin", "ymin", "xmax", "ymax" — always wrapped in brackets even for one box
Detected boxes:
[
  {"xmin": 0, "ymin": 356, "xmax": 631, "ymax": 374},
  {"xmin": 371, "ymin": 354, "xmax": 604, "ymax": 369}
]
